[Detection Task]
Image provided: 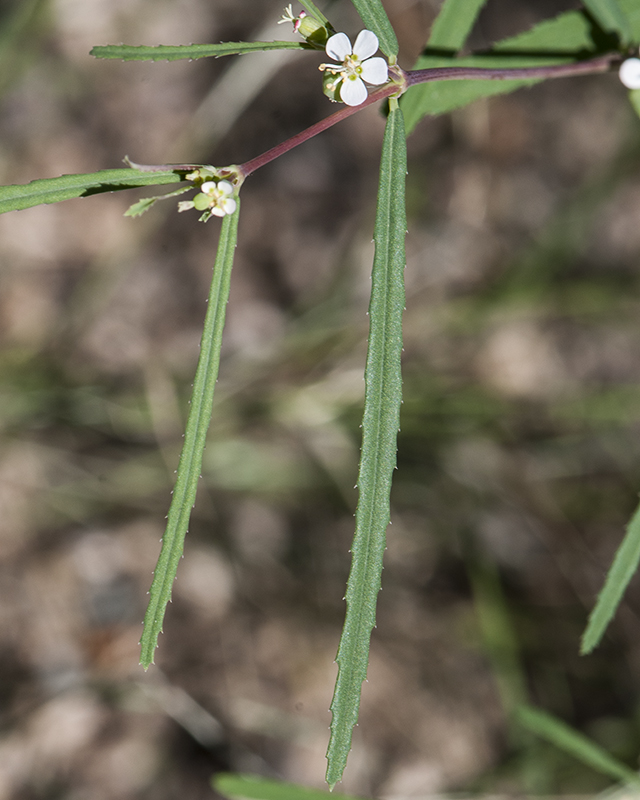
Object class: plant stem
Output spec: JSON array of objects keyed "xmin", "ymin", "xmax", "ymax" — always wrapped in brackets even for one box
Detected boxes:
[
  {"xmin": 405, "ymin": 51, "xmax": 620, "ymax": 87},
  {"xmin": 239, "ymin": 83, "xmax": 399, "ymax": 177},
  {"xmin": 239, "ymin": 51, "xmax": 620, "ymax": 177}
]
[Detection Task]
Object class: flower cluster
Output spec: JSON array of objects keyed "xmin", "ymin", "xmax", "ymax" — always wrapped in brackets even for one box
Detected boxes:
[
  {"xmin": 174, "ymin": 166, "xmax": 242, "ymax": 221},
  {"xmin": 319, "ymin": 30, "xmax": 388, "ymax": 107}
]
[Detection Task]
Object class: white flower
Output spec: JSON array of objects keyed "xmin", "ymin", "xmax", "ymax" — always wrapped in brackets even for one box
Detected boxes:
[
  {"xmin": 319, "ymin": 30, "xmax": 388, "ymax": 106},
  {"xmin": 620, "ymin": 58, "xmax": 640, "ymax": 89},
  {"xmin": 199, "ymin": 180, "xmax": 237, "ymax": 217}
]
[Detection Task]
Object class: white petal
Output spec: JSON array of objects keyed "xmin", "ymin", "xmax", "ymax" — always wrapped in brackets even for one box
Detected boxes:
[
  {"xmin": 221, "ymin": 197, "xmax": 237, "ymax": 215},
  {"xmin": 210, "ymin": 206, "xmax": 226, "ymax": 217},
  {"xmin": 217, "ymin": 180, "xmax": 234, "ymax": 196},
  {"xmin": 353, "ymin": 29, "xmax": 379, "ymax": 60},
  {"xmin": 361, "ymin": 56, "xmax": 388, "ymax": 85},
  {"xmin": 201, "ymin": 181, "xmax": 216, "ymax": 194},
  {"xmin": 326, "ymin": 32, "xmax": 352, "ymax": 61},
  {"xmin": 620, "ymin": 58, "xmax": 640, "ymax": 89},
  {"xmin": 340, "ymin": 76, "xmax": 368, "ymax": 106}
]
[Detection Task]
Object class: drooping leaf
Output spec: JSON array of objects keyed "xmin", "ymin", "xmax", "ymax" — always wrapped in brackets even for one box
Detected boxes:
[
  {"xmin": 90, "ymin": 40, "xmax": 309, "ymax": 61},
  {"xmin": 140, "ymin": 202, "xmax": 240, "ymax": 669},
  {"xmin": 427, "ymin": 0, "xmax": 488, "ymax": 51},
  {"xmin": 213, "ymin": 774, "xmax": 362, "ymax": 800},
  {"xmin": 124, "ymin": 186, "xmax": 191, "ymax": 218},
  {"xmin": 582, "ymin": 0, "xmax": 632, "ymax": 44},
  {"xmin": 581, "ymin": 498, "xmax": 640, "ymax": 654},
  {"xmin": 0, "ymin": 168, "xmax": 185, "ymax": 214},
  {"xmin": 517, "ymin": 705, "xmax": 640, "ymax": 788},
  {"xmin": 402, "ymin": 10, "xmax": 603, "ymax": 134},
  {"xmin": 325, "ymin": 102, "xmax": 406, "ymax": 789},
  {"xmin": 350, "ymin": 0, "xmax": 398, "ymax": 57}
]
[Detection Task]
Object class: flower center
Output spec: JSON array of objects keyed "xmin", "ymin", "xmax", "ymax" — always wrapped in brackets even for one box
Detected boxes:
[{"xmin": 342, "ymin": 54, "xmax": 362, "ymax": 78}]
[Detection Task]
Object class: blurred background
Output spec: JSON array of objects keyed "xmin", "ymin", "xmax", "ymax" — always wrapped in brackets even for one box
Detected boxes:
[{"xmin": 1, "ymin": 0, "xmax": 640, "ymax": 797}]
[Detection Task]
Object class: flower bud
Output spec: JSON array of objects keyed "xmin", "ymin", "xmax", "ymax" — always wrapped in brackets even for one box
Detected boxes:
[{"xmin": 297, "ymin": 12, "xmax": 331, "ymax": 46}]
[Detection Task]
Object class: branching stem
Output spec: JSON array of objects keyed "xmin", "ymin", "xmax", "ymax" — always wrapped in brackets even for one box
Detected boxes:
[{"xmin": 239, "ymin": 51, "xmax": 620, "ymax": 178}]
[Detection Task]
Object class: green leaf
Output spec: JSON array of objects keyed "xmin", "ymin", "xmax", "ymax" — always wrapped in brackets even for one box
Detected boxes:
[
  {"xmin": 350, "ymin": 0, "xmax": 398, "ymax": 58},
  {"xmin": 325, "ymin": 103, "xmax": 406, "ymax": 789},
  {"xmin": 427, "ymin": 0, "xmax": 488, "ymax": 51},
  {"xmin": 213, "ymin": 774, "xmax": 362, "ymax": 800},
  {"xmin": 90, "ymin": 40, "xmax": 309, "ymax": 61},
  {"xmin": 582, "ymin": 0, "xmax": 632, "ymax": 44},
  {"xmin": 0, "ymin": 168, "xmax": 185, "ymax": 214},
  {"xmin": 299, "ymin": 0, "xmax": 331, "ymax": 26},
  {"xmin": 140, "ymin": 203, "xmax": 240, "ymax": 669},
  {"xmin": 619, "ymin": 0, "xmax": 640, "ymax": 39},
  {"xmin": 402, "ymin": 10, "xmax": 599, "ymax": 135},
  {"xmin": 124, "ymin": 186, "xmax": 192, "ymax": 218},
  {"xmin": 628, "ymin": 88, "xmax": 640, "ymax": 119},
  {"xmin": 516, "ymin": 705, "xmax": 640, "ymax": 788},
  {"xmin": 581, "ymin": 498, "xmax": 640, "ymax": 655}
]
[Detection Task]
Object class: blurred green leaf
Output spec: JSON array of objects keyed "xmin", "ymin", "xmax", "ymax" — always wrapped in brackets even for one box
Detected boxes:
[
  {"xmin": 0, "ymin": 168, "xmax": 185, "ymax": 214},
  {"xmin": 140, "ymin": 202, "xmax": 240, "ymax": 669},
  {"xmin": 90, "ymin": 41, "xmax": 309, "ymax": 61},
  {"xmin": 326, "ymin": 103, "xmax": 406, "ymax": 789},
  {"xmin": 403, "ymin": 10, "xmax": 600, "ymax": 134},
  {"xmin": 517, "ymin": 705, "xmax": 640, "ymax": 787},
  {"xmin": 427, "ymin": 0, "xmax": 488, "ymax": 50},
  {"xmin": 350, "ymin": 0, "xmax": 398, "ymax": 57},
  {"xmin": 582, "ymin": 0, "xmax": 632, "ymax": 44},
  {"xmin": 581, "ymin": 499, "xmax": 640, "ymax": 654},
  {"xmin": 214, "ymin": 774, "xmax": 363, "ymax": 800}
]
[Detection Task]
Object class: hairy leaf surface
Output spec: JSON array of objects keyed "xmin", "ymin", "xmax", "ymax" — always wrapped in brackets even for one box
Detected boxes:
[
  {"xmin": 0, "ymin": 168, "xmax": 184, "ymax": 214},
  {"xmin": 325, "ymin": 103, "xmax": 406, "ymax": 788},
  {"xmin": 91, "ymin": 41, "xmax": 309, "ymax": 61},
  {"xmin": 350, "ymin": 0, "xmax": 398, "ymax": 57},
  {"xmin": 140, "ymin": 204, "xmax": 240, "ymax": 668}
]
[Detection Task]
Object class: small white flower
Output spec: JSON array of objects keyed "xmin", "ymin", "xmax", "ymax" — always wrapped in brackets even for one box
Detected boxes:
[
  {"xmin": 620, "ymin": 58, "xmax": 640, "ymax": 89},
  {"xmin": 200, "ymin": 180, "xmax": 237, "ymax": 217},
  {"xmin": 319, "ymin": 30, "xmax": 388, "ymax": 106}
]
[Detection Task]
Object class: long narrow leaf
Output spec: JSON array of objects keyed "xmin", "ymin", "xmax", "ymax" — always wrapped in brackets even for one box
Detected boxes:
[
  {"xmin": 427, "ymin": 0, "xmax": 488, "ymax": 51},
  {"xmin": 516, "ymin": 705, "xmax": 640, "ymax": 788},
  {"xmin": 140, "ymin": 203, "xmax": 240, "ymax": 669},
  {"xmin": 581, "ymin": 499, "xmax": 640, "ymax": 654},
  {"xmin": 582, "ymin": 0, "xmax": 632, "ymax": 43},
  {"xmin": 0, "ymin": 168, "xmax": 184, "ymax": 214},
  {"xmin": 91, "ymin": 40, "xmax": 309, "ymax": 62},
  {"xmin": 325, "ymin": 103, "xmax": 406, "ymax": 789},
  {"xmin": 350, "ymin": 0, "xmax": 398, "ymax": 58},
  {"xmin": 402, "ymin": 10, "xmax": 598, "ymax": 134}
]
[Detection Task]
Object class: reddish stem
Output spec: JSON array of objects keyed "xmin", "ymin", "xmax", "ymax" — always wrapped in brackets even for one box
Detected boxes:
[
  {"xmin": 238, "ymin": 51, "xmax": 621, "ymax": 178},
  {"xmin": 239, "ymin": 82, "xmax": 399, "ymax": 177}
]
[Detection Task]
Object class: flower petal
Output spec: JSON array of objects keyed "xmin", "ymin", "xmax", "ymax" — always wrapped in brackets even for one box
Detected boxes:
[
  {"xmin": 221, "ymin": 197, "xmax": 237, "ymax": 215},
  {"xmin": 217, "ymin": 181, "xmax": 234, "ymax": 196},
  {"xmin": 201, "ymin": 181, "xmax": 216, "ymax": 194},
  {"xmin": 361, "ymin": 56, "xmax": 388, "ymax": 85},
  {"xmin": 620, "ymin": 58, "xmax": 640, "ymax": 89},
  {"xmin": 326, "ymin": 32, "xmax": 352, "ymax": 61},
  {"xmin": 353, "ymin": 29, "xmax": 379, "ymax": 60},
  {"xmin": 340, "ymin": 76, "xmax": 368, "ymax": 106}
]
